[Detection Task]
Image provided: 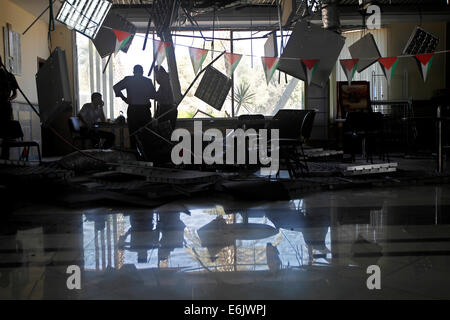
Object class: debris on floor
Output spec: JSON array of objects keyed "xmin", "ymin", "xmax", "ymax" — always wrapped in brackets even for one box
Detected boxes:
[
  {"xmin": 0, "ymin": 147, "xmax": 449, "ymax": 209},
  {"xmin": 57, "ymin": 149, "xmax": 136, "ymax": 172}
]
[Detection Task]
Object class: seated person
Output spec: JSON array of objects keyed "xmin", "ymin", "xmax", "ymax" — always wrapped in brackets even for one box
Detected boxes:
[{"xmin": 78, "ymin": 92, "xmax": 115, "ymax": 149}]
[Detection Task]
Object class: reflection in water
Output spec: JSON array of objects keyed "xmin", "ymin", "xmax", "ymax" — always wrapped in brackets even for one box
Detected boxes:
[
  {"xmin": 118, "ymin": 213, "xmax": 159, "ymax": 264},
  {"xmin": 266, "ymin": 243, "xmax": 281, "ymax": 274},
  {"xmin": 2, "ymin": 185, "xmax": 450, "ymax": 299},
  {"xmin": 77, "ymin": 185, "xmax": 450, "ymax": 275},
  {"xmin": 158, "ymin": 212, "xmax": 186, "ymax": 268},
  {"xmin": 197, "ymin": 215, "xmax": 278, "ymax": 262},
  {"xmin": 82, "ymin": 200, "xmax": 333, "ymax": 272}
]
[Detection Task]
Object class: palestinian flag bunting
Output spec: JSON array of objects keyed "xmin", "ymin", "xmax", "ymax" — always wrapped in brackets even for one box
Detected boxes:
[
  {"xmin": 224, "ymin": 53, "xmax": 243, "ymax": 78},
  {"xmin": 113, "ymin": 29, "xmax": 132, "ymax": 55},
  {"xmin": 189, "ymin": 47, "xmax": 208, "ymax": 75},
  {"xmin": 301, "ymin": 59, "xmax": 320, "ymax": 86},
  {"xmin": 340, "ymin": 59, "xmax": 359, "ymax": 85},
  {"xmin": 153, "ymin": 40, "xmax": 171, "ymax": 66},
  {"xmin": 378, "ymin": 57, "xmax": 399, "ymax": 84},
  {"xmin": 261, "ymin": 57, "xmax": 280, "ymax": 84},
  {"xmin": 415, "ymin": 53, "xmax": 434, "ymax": 82}
]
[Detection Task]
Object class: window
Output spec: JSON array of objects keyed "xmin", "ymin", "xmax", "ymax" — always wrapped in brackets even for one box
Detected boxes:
[
  {"xmin": 173, "ymin": 30, "xmax": 232, "ymax": 118},
  {"xmin": 3, "ymin": 24, "xmax": 22, "ymax": 75},
  {"xmin": 75, "ymin": 30, "xmax": 305, "ymax": 119},
  {"xmin": 232, "ymin": 31, "xmax": 304, "ymax": 116}
]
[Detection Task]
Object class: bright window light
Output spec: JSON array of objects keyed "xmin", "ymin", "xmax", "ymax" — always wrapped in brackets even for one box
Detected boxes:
[{"xmin": 56, "ymin": 0, "xmax": 112, "ymax": 39}]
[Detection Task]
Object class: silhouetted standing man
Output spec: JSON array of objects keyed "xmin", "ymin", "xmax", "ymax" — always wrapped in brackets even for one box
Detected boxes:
[
  {"xmin": 0, "ymin": 56, "xmax": 19, "ymax": 160},
  {"xmin": 113, "ymin": 65, "xmax": 156, "ymax": 156}
]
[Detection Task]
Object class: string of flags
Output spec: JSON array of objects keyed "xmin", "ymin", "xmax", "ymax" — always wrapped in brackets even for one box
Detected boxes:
[
  {"xmin": 112, "ymin": 29, "xmax": 133, "ymax": 55},
  {"xmin": 261, "ymin": 57, "xmax": 280, "ymax": 84},
  {"xmin": 224, "ymin": 53, "xmax": 243, "ymax": 78},
  {"xmin": 301, "ymin": 59, "xmax": 320, "ymax": 86},
  {"xmin": 110, "ymin": 28, "xmax": 446, "ymax": 86},
  {"xmin": 189, "ymin": 47, "xmax": 209, "ymax": 75},
  {"xmin": 378, "ymin": 57, "xmax": 399, "ymax": 85},
  {"xmin": 153, "ymin": 39, "xmax": 172, "ymax": 66},
  {"xmin": 339, "ymin": 54, "xmax": 436, "ymax": 85},
  {"xmin": 415, "ymin": 53, "xmax": 435, "ymax": 82},
  {"xmin": 340, "ymin": 59, "xmax": 359, "ymax": 85}
]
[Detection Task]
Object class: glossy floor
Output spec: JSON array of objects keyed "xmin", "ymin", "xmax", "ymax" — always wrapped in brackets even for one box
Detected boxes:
[{"xmin": 1, "ymin": 185, "xmax": 450, "ymax": 299}]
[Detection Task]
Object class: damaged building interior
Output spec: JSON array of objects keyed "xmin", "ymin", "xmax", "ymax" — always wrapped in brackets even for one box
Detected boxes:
[{"xmin": 1, "ymin": 0, "xmax": 450, "ymax": 301}]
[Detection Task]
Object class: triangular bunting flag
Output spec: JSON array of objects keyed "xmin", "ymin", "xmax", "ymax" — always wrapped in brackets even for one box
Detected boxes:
[
  {"xmin": 415, "ymin": 53, "xmax": 434, "ymax": 82},
  {"xmin": 340, "ymin": 59, "xmax": 359, "ymax": 85},
  {"xmin": 189, "ymin": 47, "xmax": 208, "ymax": 75},
  {"xmin": 153, "ymin": 40, "xmax": 172, "ymax": 66},
  {"xmin": 378, "ymin": 57, "xmax": 399, "ymax": 84},
  {"xmin": 261, "ymin": 57, "xmax": 280, "ymax": 85},
  {"xmin": 113, "ymin": 29, "xmax": 132, "ymax": 55},
  {"xmin": 301, "ymin": 59, "xmax": 320, "ymax": 86},
  {"xmin": 224, "ymin": 53, "xmax": 243, "ymax": 78}
]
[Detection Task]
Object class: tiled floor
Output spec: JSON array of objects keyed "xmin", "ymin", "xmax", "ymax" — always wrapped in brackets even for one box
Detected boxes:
[{"xmin": 1, "ymin": 185, "xmax": 450, "ymax": 299}]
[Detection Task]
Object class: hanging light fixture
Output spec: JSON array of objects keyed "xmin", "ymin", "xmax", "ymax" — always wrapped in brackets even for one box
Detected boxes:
[{"xmin": 56, "ymin": 0, "xmax": 112, "ymax": 39}]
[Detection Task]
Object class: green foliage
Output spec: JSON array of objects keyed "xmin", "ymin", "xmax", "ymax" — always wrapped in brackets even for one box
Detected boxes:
[
  {"xmin": 178, "ymin": 110, "xmax": 196, "ymax": 118},
  {"xmin": 234, "ymin": 81, "xmax": 256, "ymax": 115}
]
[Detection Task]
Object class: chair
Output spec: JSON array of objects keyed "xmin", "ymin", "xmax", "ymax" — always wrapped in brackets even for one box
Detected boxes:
[
  {"xmin": 68, "ymin": 117, "xmax": 89, "ymax": 149},
  {"xmin": 298, "ymin": 110, "xmax": 317, "ymax": 170},
  {"xmin": 1, "ymin": 121, "xmax": 41, "ymax": 162},
  {"xmin": 238, "ymin": 114, "xmax": 266, "ymax": 131},
  {"xmin": 366, "ymin": 112, "xmax": 389, "ymax": 162},
  {"xmin": 344, "ymin": 112, "xmax": 388, "ymax": 163},
  {"xmin": 301, "ymin": 110, "xmax": 316, "ymax": 142},
  {"xmin": 269, "ymin": 109, "xmax": 314, "ymax": 178},
  {"xmin": 271, "ymin": 109, "xmax": 310, "ymax": 140}
]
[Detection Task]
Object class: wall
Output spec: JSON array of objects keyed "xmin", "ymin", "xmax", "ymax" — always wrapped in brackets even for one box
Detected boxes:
[
  {"xmin": 0, "ymin": 0, "xmax": 76, "ymax": 160},
  {"xmin": 387, "ymin": 22, "xmax": 447, "ymax": 100},
  {"xmin": 334, "ymin": 23, "xmax": 447, "ymax": 102},
  {"xmin": 0, "ymin": 0, "xmax": 50, "ymax": 104},
  {"xmin": 0, "ymin": 0, "xmax": 50, "ymax": 160},
  {"xmin": 336, "ymin": 28, "xmax": 389, "ymax": 100}
]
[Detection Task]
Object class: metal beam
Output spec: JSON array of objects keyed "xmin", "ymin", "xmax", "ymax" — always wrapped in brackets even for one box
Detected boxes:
[{"xmin": 161, "ymin": 30, "xmax": 183, "ymax": 104}]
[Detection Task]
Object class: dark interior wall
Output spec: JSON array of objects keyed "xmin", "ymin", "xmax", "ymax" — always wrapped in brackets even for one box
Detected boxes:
[
  {"xmin": 447, "ymin": 22, "xmax": 449, "ymax": 89},
  {"xmin": 387, "ymin": 22, "xmax": 447, "ymax": 100}
]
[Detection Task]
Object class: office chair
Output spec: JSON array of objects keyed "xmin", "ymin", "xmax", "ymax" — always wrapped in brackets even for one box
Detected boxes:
[{"xmin": 1, "ymin": 120, "xmax": 41, "ymax": 163}]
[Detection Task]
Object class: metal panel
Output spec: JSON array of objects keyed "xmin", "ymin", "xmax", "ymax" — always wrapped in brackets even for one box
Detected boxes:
[
  {"xmin": 348, "ymin": 33, "xmax": 382, "ymax": 73},
  {"xmin": 278, "ymin": 20, "xmax": 345, "ymax": 88},
  {"xmin": 195, "ymin": 66, "xmax": 232, "ymax": 111},
  {"xmin": 35, "ymin": 47, "xmax": 72, "ymax": 125}
]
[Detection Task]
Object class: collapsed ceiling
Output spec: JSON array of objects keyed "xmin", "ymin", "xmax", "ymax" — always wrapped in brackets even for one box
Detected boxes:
[
  {"xmin": 11, "ymin": 1, "xmax": 450, "ymax": 33},
  {"xmin": 110, "ymin": 0, "xmax": 450, "ymax": 31}
]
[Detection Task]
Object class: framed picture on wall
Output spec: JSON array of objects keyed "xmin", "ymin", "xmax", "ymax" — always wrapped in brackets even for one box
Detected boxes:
[{"xmin": 337, "ymin": 81, "xmax": 371, "ymax": 118}]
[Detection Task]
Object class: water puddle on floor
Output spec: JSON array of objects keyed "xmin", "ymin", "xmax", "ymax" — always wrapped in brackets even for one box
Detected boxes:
[
  {"xmin": 82, "ymin": 198, "xmax": 332, "ymax": 273},
  {"xmin": 2, "ymin": 185, "xmax": 450, "ymax": 299},
  {"xmin": 81, "ymin": 184, "xmax": 450, "ymax": 274}
]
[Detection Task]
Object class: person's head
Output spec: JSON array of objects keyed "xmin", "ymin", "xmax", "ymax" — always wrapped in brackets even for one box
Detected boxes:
[
  {"xmin": 154, "ymin": 65, "xmax": 169, "ymax": 85},
  {"xmin": 91, "ymin": 92, "xmax": 103, "ymax": 106},
  {"xmin": 133, "ymin": 64, "xmax": 144, "ymax": 76}
]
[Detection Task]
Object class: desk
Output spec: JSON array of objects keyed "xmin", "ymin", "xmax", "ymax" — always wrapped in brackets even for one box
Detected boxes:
[
  {"xmin": 95, "ymin": 122, "xmax": 130, "ymax": 149},
  {"xmin": 95, "ymin": 118, "xmax": 280, "ymax": 151}
]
